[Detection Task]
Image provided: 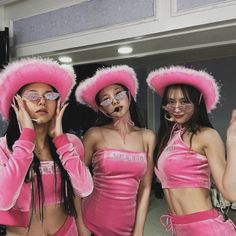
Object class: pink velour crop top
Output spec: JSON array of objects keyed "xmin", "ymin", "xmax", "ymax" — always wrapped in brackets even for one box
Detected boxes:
[
  {"xmin": 0, "ymin": 128, "xmax": 93, "ymax": 227},
  {"xmin": 155, "ymin": 126, "xmax": 211, "ymax": 189},
  {"xmin": 34, "ymin": 161, "xmax": 62, "ymax": 207}
]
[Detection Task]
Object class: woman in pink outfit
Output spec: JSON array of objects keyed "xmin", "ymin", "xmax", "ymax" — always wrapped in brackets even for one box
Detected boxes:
[
  {"xmin": 0, "ymin": 58, "xmax": 93, "ymax": 236},
  {"xmin": 147, "ymin": 66, "xmax": 236, "ymax": 236},
  {"xmin": 225, "ymin": 110, "xmax": 236, "ymax": 201},
  {"xmin": 75, "ymin": 65, "xmax": 156, "ymax": 236}
]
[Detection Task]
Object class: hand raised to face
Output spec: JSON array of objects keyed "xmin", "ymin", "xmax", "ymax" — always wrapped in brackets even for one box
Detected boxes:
[
  {"xmin": 48, "ymin": 99, "xmax": 69, "ymax": 138},
  {"xmin": 11, "ymin": 94, "xmax": 34, "ymax": 131}
]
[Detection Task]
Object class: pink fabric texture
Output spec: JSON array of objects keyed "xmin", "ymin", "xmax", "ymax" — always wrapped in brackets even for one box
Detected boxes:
[
  {"xmin": 0, "ymin": 130, "xmax": 93, "ymax": 227},
  {"xmin": 146, "ymin": 66, "xmax": 220, "ymax": 112},
  {"xmin": 82, "ymin": 148, "xmax": 147, "ymax": 236},
  {"xmin": 53, "ymin": 134, "xmax": 93, "ymax": 197},
  {"xmin": 155, "ymin": 126, "xmax": 211, "ymax": 189},
  {"xmin": 161, "ymin": 209, "xmax": 236, "ymax": 236},
  {"xmin": 0, "ymin": 128, "xmax": 35, "ymax": 212},
  {"xmin": 53, "ymin": 216, "xmax": 78, "ymax": 236},
  {"xmin": 0, "ymin": 58, "xmax": 76, "ymax": 120},
  {"xmin": 34, "ymin": 161, "xmax": 62, "ymax": 207},
  {"xmin": 75, "ymin": 65, "xmax": 138, "ymax": 110}
]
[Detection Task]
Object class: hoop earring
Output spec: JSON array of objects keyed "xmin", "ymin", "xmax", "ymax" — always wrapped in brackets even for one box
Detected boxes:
[{"xmin": 165, "ymin": 113, "xmax": 174, "ymax": 122}]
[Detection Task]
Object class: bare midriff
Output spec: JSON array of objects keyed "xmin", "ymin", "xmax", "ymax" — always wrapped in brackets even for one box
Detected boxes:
[
  {"xmin": 7, "ymin": 204, "xmax": 68, "ymax": 236},
  {"xmin": 164, "ymin": 187, "xmax": 213, "ymax": 215}
]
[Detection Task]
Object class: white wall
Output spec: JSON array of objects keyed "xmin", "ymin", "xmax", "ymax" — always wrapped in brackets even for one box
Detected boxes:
[
  {"xmin": 2, "ymin": 0, "xmax": 236, "ymax": 58},
  {"xmin": 0, "ymin": 7, "xmax": 5, "ymax": 30},
  {"xmin": 4, "ymin": 0, "xmax": 87, "ymax": 19}
]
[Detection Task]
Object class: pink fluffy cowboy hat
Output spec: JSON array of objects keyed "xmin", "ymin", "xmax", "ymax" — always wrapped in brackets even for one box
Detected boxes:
[
  {"xmin": 75, "ymin": 65, "xmax": 139, "ymax": 110},
  {"xmin": 146, "ymin": 66, "xmax": 220, "ymax": 112},
  {"xmin": 0, "ymin": 57, "xmax": 76, "ymax": 120}
]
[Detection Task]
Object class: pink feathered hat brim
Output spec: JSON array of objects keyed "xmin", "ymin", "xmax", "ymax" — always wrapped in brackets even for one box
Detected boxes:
[
  {"xmin": 0, "ymin": 57, "xmax": 76, "ymax": 120},
  {"xmin": 75, "ymin": 65, "xmax": 138, "ymax": 111},
  {"xmin": 146, "ymin": 66, "xmax": 220, "ymax": 112}
]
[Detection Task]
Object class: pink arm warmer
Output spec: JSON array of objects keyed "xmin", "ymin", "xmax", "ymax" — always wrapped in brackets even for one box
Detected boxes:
[
  {"xmin": 0, "ymin": 128, "xmax": 36, "ymax": 210},
  {"xmin": 53, "ymin": 133, "xmax": 93, "ymax": 197}
]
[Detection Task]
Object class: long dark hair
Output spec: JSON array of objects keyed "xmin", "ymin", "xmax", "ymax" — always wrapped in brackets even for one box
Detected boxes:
[
  {"xmin": 5, "ymin": 87, "xmax": 77, "ymax": 221},
  {"xmin": 155, "ymin": 84, "xmax": 213, "ymax": 163},
  {"xmin": 94, "ymin": 84, "xmax": 145, "ymax": 128}
]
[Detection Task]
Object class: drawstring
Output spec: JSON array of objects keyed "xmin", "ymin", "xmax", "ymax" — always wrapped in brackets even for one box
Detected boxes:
[
  {"xmin": 171, "ymin": 123, "xmax": 184, "ymax": 136},
  {"xmin": 221, "ymin": 211, "xmax": 236, "ymax": 230},
  {"xmin": 167, "ymin": 123, "xmax": 185, "ymax": 145},
  {"xmin": 230, "ymin": 219, "xmax": 236, "ymax": 230},
  {"xmin": 160, "ymin": 215, "xmax": 175, "ymax": 236},
  {"xmin": 98, "ymin": 107, "xmax": 135, "ymax": 143},
  {"xmin": 113, "ymin": 117, "xmax": 134, "ymax": 144},
  {"xmin": 113, "ymin": 117, "xmax": 134, "ymax": 127},
  {"xmin": 169, "ymin": 123, "xmax": 178, "ymax": 139},
  {"xmin": 173, "ymin": 123, "xmax": 184, "ymax": 132},
  {"xmin": 227, "ymin": 217, "xmax": 236, "ymax": 230}
]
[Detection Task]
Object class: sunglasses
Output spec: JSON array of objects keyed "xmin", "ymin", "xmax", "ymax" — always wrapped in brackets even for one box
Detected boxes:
[
  {"xmin": 162, "ymin": 103, "xmax": 193, "ymax": 113},
  {"xmin": 100, "ymin": 90, "xmax": 128, "ymax": 107},
  {"xmin": 22, "ymin": 91, "xmax": 60, "ymax": 102}
]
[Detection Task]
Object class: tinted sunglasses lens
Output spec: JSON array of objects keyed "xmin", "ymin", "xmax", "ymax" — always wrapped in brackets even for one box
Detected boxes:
[
  {"xmin": 115, "ymin": 91, "xmax": 127, "ymax": 100},
  {"xmin": 45, "ymin": 92, "xmax": 60, "ymax": 100},
  {"xmin": 23, "ymin": 92, "xmax": 40, "ymax": 101},
  {"xmin": 100, "ymin": 99, "xmax": 112, "ymax": 106}
]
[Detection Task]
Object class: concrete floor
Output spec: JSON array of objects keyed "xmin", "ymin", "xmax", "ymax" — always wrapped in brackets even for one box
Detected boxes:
[
  {"xmin": 144, "ymin": 194, "xmax": 236, "ymax": 236},
  {"xmin": 144, "ymin": 195, "xmax": 166, "ymax": 236}
]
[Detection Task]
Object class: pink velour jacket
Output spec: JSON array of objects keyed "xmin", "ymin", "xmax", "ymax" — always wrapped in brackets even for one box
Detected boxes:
[{"xmin": 0, "ymin": 128, "xmax": 93, "ymax": 227}]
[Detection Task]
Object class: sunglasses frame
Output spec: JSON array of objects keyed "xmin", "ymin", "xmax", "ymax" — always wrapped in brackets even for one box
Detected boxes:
[
  {"xmin": 22, "ymin": 91, "xmax": 60, "ymax": 102},
  {"xmin": 100, "ymin": 90, "xmax": 128, "ymax": 107}
]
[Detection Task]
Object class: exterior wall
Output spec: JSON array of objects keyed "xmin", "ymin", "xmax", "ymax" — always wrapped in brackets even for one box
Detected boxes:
[
  {"xmin": 12, "ymin": 0, "xmax": 155, "ymax": 45},
  {"xmin": 0, "ymin": 7, "xmax": 5, "ymax": 30},
  {"xmin": 176, "ymin": 0, "xmax": 230, "ymax": 11},
  {"xmin": 1, "ymin": 0, "xmax": 236, "ymax": 57},
  {"xmin": 1, "ymin": 0, "xmax": 236, "ymax": 134}
]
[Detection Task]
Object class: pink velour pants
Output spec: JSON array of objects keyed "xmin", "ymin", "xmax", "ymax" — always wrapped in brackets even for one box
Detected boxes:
[{"xmin": 160, "ymin": 208, "xmax": 236, "ymax": 236}]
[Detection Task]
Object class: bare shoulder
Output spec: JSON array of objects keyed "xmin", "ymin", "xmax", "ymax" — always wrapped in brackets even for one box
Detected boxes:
[
  {"xmin": 197, "ymin": 127, "xmax": 223, "ymax": 146},
  {"xmin": 141, "ymin": 128, "xmax": 157, "ymax": 145},
  {"xmin": 83, "ymin": 126, "xmax": 103, "ymax": 143},
  {"xmin": 198, "ymin": 127, "xmax": 221, "ymax": 139},
  {"xmin": 82, "ymin": 127, "xmax": 103, "ymax": 163}
]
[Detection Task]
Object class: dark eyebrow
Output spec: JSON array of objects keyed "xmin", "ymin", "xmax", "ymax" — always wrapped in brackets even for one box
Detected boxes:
[
  {"xmin": 26, "ymin": 90, "xmax": 37, "ymax": 92},
  {"xmin": 114, "ymin": 87, "xmax": 122, "ymax": 91},
  {"xmin": 180, "ymin": 97, "xmax": 190, "ymax": 102},
  {"xmin": 100, "ymin": 92, "xmax": 109, "ymax": 97},
  {"xmin": 101, "ymin": 88, "xmax": 122, "ymax": 97},
  {"xmin": 26, "ymin": 89, "xmax": 53, "ymax": 93}
]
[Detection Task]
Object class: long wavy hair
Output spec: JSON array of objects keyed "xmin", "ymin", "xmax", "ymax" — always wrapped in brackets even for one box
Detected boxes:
[
  {"xmin": 155, "ymin": 84, "xmax": 213, "ymax": 163},
  {"xmin": 94, "ymin": 84, "xmax": 145, "ymax": 128},
  {"xmin": 5, "ymin": 85, "xmax": 77, "ymax": 221}
]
